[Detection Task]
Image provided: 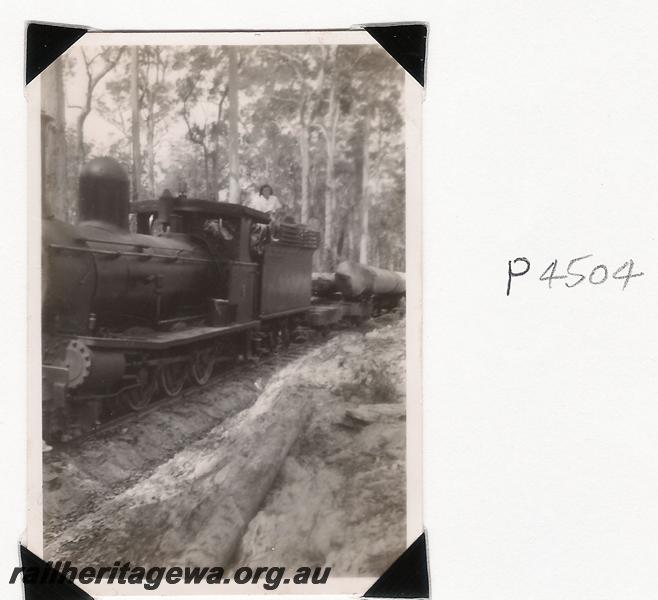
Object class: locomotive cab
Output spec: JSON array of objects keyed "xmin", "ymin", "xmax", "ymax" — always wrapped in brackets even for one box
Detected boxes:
[
  {"xmin": 129, "ymin": 193, "xmax": 321, "ymax": 326},
  {"xmin": 130, "ymin": 195, "xmax": 271, "ymax": 325},
  {"xmin": 131, "ymin": 194, "xmax": 269, "ymax": 260}
]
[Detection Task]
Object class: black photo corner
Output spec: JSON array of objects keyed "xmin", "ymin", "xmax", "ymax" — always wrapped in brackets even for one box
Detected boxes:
[
  {"xmin": 25, "ymin": 22, "xmax": 88, "ymax": 85},
  {"xmin": 364, "ymin": 533, "xmax": 429, "ymax": 599},
  {"xmin": 19, "ymin": 545, "xmax": 94, "ymax": 600},
  {"xmin": 363, "ymin": 23, "xmax": 427, "ymax": 87},
  {"xmin": 24, "ymin": 20, "xmax": 427, "ymax": 600},
  {"xmin": 26, "ymin": 22, "xmax": 427, "ymax": 87},
  {"xmin": 20, "ymin": 535, "xmax": 429, "ymax": 600}
]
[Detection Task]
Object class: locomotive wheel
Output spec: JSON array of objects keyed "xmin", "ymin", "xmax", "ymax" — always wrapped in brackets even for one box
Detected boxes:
[
  {"xmin": 268, "ymin": 331, "xmax": 279, "ymax": 353},
  {"xmin": 125, "ymin": 367, "xmax": 157, "ymax": 411},
  {"xmin": 189, "ymin": 347, "xmax": 214, "ymax": 386},
  {"xmin": 280, "ymin": 321, "xmax": 291, "ymax": 349},
  {"xmin": 159, "ymin": 361, "xmax": 186, "ymax": 397}
]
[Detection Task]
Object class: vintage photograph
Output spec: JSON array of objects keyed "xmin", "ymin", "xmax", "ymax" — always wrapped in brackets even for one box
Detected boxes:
[{"xmin": 30, "ymin": 30, "xmax": 421, "ymax": 594}]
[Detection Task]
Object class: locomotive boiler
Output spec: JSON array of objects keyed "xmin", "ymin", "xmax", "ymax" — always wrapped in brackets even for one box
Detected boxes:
[{"xmin": 43, "ymin": 158, "xmax": 214, "ymax": 334}]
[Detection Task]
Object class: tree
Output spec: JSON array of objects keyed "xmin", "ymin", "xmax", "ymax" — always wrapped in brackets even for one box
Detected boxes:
[
  {"xmin": 98, "ymin": 46, "xmax": 176, "ymax": 198},
  {"xmin": 318, "ymin": 46, "xmax": 340, "ymax": 269},
  {"xmin": 174, "ymin": 46, "xmax": 230, "ymax": 201},
  {"xmin": 41, "ymin": 58, "xmax": 67, "ymax": 220},
  {"xmin": 74, "ymin": 46, "xmax": 124, "ymax": 162},
  {"xmin": 340, "ymin": 47, "xmax": 404, "ymax": 269},
  {"xmin": 142, "ymin": 47, "xmax": 173, "ymax": 196},
  {"xmin": 359, "ymin": 101, "xmax": 371, "ymax": 264},
  {"xmin": 227, "ymin": 47, "xmax": 240, "ymax": 204},
  {"xmin": 258, "ymin": 46, "xmax": 329, "ymax": 222},
  {"xmin": 239, "ymin": 44, "xmax": 404, "ymax": 271},
  {"xmin": 58, "ymin": 42, "xmax": 406, "ymax": 272},
  {"xmin": 130, "ymin": 46, "xmax": 141, "ymax": 200}
]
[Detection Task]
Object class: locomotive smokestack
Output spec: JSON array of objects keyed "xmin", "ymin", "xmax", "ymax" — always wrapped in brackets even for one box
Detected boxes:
[{"xmin": 79, "ymin": 157, "xmax": 130, "ymax": 229}]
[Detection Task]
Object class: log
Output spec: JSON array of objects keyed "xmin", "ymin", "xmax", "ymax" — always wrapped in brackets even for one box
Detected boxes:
[
  {"xmin": 48, "ymin": 360, "xmax": 315, "ymax": 568},
  {"xmin": 334, "ymin": 261, "xmax": 406, "ymax": 299}
]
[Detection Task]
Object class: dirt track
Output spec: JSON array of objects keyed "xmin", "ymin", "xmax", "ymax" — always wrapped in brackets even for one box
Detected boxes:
[
  {"xmin": 43, "ymin": 364, "xmax": 264, "ymax": 547},
  {"xmin": 43, "ymin": 316, "xmax": 406, "ymax": 576}
]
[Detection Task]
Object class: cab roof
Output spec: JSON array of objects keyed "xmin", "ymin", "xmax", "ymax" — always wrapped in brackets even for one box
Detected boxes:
[{"xmin": 130, "ymin": 197, "xmax": 271, "ymax": 225}]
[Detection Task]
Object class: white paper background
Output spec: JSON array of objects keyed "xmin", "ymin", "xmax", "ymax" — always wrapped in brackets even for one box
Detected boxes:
[{"xmin": 2, "ymin": 2, "xmax": 658, "ymax": 599}]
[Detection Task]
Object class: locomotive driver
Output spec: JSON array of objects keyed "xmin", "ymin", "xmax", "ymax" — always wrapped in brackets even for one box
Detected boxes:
[
  {"xmin": 246, "ymin": 183, "xmax": 286, "ymax": 248},
  {"xmin": 247, "ymin": 184, "xmax": 282, "ymax": 218}
]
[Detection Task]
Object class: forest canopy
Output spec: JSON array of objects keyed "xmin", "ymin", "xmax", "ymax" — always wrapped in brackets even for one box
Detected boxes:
[{"xmin": 41, "ymin": 44, "xmax": 405, "ymax": 271}]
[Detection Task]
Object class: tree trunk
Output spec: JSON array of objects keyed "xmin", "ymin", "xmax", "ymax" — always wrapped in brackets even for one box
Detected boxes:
[
  {"xmin": 210, "ymin": 152, "xmax": 219, "ymax": 201},
  {"xmin": 146, "ymin": 108, "xmax": 155, "ymax": 197},
  {"xmin": 227, "ymin": 48, "xmax": 240, "ymax": 204},
  {"xmin": 76, "ymin": 95, "xmax": 91, "ymax": 165},
  {"xmin": 203, "ymin": 147, "xmax": 210, "ymax": 198},
  {"xmin": 76, "ymin": 47, "xmax": 125, "ymax": 171},
  {"xmin": 359, "ymin": 111, "xmax": 371, "ymax": 264},
  {"xmin": 322, "ymin": 48, "xmax": 339, "ymax": 270},
  {"xmin": 348, "ymin": 221, "xmax": 355, "ymax": 261},
  {"xmin": 370, "ymin": 108, "xmax": 388, "ymax": 269},
  {"xmin": 41, "ymin": 59, "xmax": 67, "ymax": 221},
  {"xmin": 299, "ymin": 50, "xmax": 328, "ymax": 224},
  {"xmin": 299, "ymin": 129, "xmax": 310, "ymax": 223},
  {"xmin": 130, "ymin": 46, "xmax": 141, "ymax": 201},
  {"xmin": 210, "ymin": 128, "xmax": 220, "ymax": 202},
  {"xmin": 323, "ymin": 149, "xmax": 335, "ymax": 269}
]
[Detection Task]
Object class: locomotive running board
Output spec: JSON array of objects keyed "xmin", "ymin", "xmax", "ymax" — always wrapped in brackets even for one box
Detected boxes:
[
  {"xmin": 259, "ymin": 306, "xmax": 311, "ymax": 320},
  {"xmin": 77, "ymin": 320, "xmax": 260, "ymax": 351}
]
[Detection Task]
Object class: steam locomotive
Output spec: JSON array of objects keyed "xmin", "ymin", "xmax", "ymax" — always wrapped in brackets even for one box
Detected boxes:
[{"xmin": 42, "ymin": 157, "xmax": 404, "ymax": 440}]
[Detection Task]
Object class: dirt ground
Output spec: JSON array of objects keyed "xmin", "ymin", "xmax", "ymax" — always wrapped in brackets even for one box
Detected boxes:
[
  {"xmin": 43, "ymin": 315, "xmax": 406, "ymax": 577},
  {"xmin": 236, "ymin": 317, "xmax": 406, "ymax": 576},
  {"xmin": 43, "ymin": 369, "xmax": 263, "ymax": 547}
]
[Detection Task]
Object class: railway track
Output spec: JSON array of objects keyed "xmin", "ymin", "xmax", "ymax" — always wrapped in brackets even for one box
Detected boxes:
[{"xmin": 54, "ymin": 329, "xmax": 330, "ymax": 448}]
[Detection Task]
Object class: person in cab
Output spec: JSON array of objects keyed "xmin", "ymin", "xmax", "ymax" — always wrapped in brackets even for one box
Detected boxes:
[{"xmin": 247, "ymin": 184, "xmax": 282, "ymax": 218}]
